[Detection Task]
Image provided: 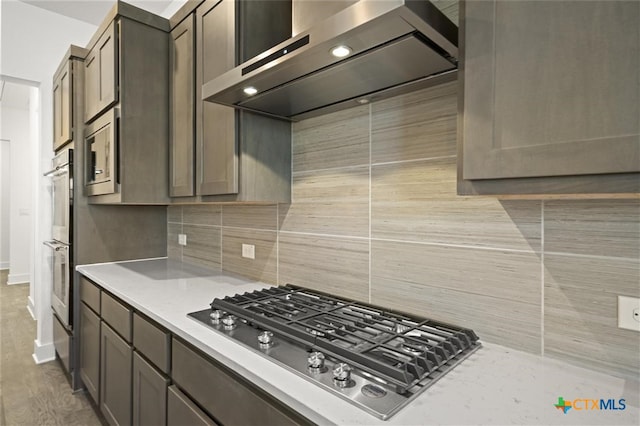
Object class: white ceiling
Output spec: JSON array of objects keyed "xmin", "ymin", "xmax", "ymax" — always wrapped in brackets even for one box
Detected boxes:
[
  {"xmin": 0, "ymin": 81, "xmax": 32, "ymax": 110},
  {"xmin": 2, "ymin": 1, "xmax": 176, "ymax": 109},
  {"xmin": 19, "ymin": 0, "xmax": 174, "ymax": 26}
]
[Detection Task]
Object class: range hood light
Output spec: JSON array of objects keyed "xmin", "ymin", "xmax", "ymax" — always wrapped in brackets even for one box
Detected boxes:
[
  {"xmin": 330, "ymin": 45, "xmax": 352, "ymax": 58},
  {"xmin": 243, "ymin": 86, "xmax": 258, "ymax": 96},
  {"xmin": 357, "ymin": 98, "xmax": 370, "ymax": 105}
]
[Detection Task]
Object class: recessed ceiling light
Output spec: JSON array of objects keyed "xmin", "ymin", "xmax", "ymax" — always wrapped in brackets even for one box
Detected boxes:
[
  {"xmin": 330, "ymin": 45, "xmax": 351, "ymax": 58},
  {"xmin": 243, "ymin": 86, "xmax": 258, "ymax": 96}
]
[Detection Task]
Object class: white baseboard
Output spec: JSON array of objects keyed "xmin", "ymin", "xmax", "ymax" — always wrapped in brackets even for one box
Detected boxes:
[
  {"xmin": 0, "ymin": 261, "xmax": 8, "ymax": 269},
  {"xmin": 33, "ymin": 339, "xmax": 56, "ymax": 364},
  {"xmin": 8, "ymin": 272, "xmax": 30, "ymax": 285},
  {"xmin": 27, "ymin": 296, "xmax": 36, "ymax": 320}
]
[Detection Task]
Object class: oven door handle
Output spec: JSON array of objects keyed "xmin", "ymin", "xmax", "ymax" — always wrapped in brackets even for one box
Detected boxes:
[
  {"xmin": 43, "ymin": 241, "xmax": 68, "ymax": 251},
  {"xmin": 43, "ymin": 163, "xmax": 70, "ymax": 177}
]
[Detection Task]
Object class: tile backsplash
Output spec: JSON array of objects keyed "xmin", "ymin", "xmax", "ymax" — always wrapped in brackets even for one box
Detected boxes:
[{"xmin": 168, "ymin": 81, "xmax": 640, "ymax": 379}]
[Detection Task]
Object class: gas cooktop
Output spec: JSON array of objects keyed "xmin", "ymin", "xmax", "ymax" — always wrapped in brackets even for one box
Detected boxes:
[{"xmin": 188, "ymin": 284, "xmax": 480, "ymax": 420}]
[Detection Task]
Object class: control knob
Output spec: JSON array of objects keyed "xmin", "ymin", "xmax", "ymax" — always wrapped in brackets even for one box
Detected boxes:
[
  {"xmin": 258, "ymin": 331, "xmax": 274, "ymax": 347},
  {"xmin": 307, "ymin": 352, "xmax": 326, "ymax": 373},
  {"xmin": 221, "ymin": 314, "xmax": 237, "ymax": 329},
  {"xmin": 332, "ymin": 363, "xmax": 354, "ymax": 388},
  {"xmin": 209, "ymin": 309, "xmax": 224, "ymax": 322}
]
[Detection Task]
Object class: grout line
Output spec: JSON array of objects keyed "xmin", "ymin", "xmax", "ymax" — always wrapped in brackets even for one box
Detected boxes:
[
  {"xmin": 279, "ymin": 230, "xmax": 369, "ymax": 241},
  {"xmin": 540, "ymin": 200, "xmax": 545, "ymax": 357},
  {"xmin": 181, "ymin": 222, "xmax": 222, "ymax": 228},
  {"xmin": 276, "ymin": 203, "xmax": 280, "ymax": 285},
  {"xmin": 220, "ymin": 225, "xmax": 277, "ymax": 233},
  {"xmin": 543, "ymin": 251, "xmax": 640, "ymax": 263},
  {"xmin": 371, "ymin": 237, "xmax": 541, "ymax": 254},
  {"xmin": 368, "ymin": 102, "xmax": 372, "ymax": 304},
  {"xmin": 372, "ymin": 155, "xmax": 457, "ymax": 167},
  {"xmin": 180, "ymin": 207, "xmax": 184, "ymax": 262},
  {"xmin": 292, "ymin": 163, "xmax": 370, "ymax": 176},
  {"xmin": 219, "ymin": 208, "xmax": 224, "ymax": 271}
]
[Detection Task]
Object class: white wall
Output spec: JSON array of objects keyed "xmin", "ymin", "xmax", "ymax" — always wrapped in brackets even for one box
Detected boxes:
[
  {"xmin": 0, "ymin": 104, "xmax": 32, "ymax": 284},
  {"xmin": 0, "ymin": 139, "xmax": 9, "ymax": 269},
  {"xmin": 1, "ymin": 0, "xmax": 97, "ymax": 363}
]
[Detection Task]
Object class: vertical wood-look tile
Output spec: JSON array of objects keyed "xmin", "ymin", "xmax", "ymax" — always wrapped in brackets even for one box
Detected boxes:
[
  {"xmin": 371, "ymin": 240, "xmax": 542, "ymax": 353},
  {"xmin": 278, "ymin": 233, "xmax": 369, "ymax": 302},
  {"xmin": 182, "ymin": 224, "xmax": 221, "ymax": 270},
  {"xmin": 371, "ymin": 81, "xmax": 457, "ymax": 164},
  {"xmin": 222, "ymin": 205, "xmax": 277, "ymax": 230},
  {"xmin": 183, "ymin": 204, "xmax": 222, "ymax": 226},
  {"xmin": 372, "ymin": 158, "xmax": 541, "ymax": 251},
  {"xmin": 167, "ymin": 205, "xmax": 182, "ymax": 223},
  {"xmin": 279, "ymin": 167, "xmax": 370, "ymax": 237},
  {"xmin": 222, "ymin": 228, "xmax": 277, "ymax": 284},
  {"xmin": 544, "ymin": 254, "xmax": 640, "ymax": 376},
  {"xmin": 292, "ymin": 105, "xmax": 369, "ymax": 172},
  {"xmin": 545, "ymin": 200, "xmax": 640, "ymax": 259},
  {"xmin": 167, "ymin": 223, "xmax": 182, "ymax": 261}
]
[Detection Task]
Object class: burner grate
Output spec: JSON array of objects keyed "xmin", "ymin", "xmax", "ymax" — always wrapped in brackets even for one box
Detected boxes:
[{"xmin": 211, "ymin": 284, "xmax": 479, "ymax": 392}]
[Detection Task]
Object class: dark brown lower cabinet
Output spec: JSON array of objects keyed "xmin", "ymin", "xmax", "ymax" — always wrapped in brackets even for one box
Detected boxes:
[
  {"xmin": 79, "ymin": 303, "xmax": 101, "ymax": 403},
  {"xmin": 172, "ymin": 338, "xmax": 311, "ymax": 426},
  {"xmin": 167, "ymin": 385, "xmax": 218, "ymax": 426},
  {"xmin": 132, "ymin": 352, "xmax": 169, "ymax": 426},
  {"xmin": 101, "ymin": 323, "xmax": 133, "ymax": 426}
]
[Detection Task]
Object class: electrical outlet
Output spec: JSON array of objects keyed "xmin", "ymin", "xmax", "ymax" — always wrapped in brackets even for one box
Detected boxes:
[
  {"xmin": 618, "ymin": 296, "xmax": 640, "ymax": 332},
  {"xmin": 178, "ymin": 234, "xmax": 187, "ymax": 246},
  {"xmin": 242, "ymin": 244, "xmax": 255, "ymax": 260}
]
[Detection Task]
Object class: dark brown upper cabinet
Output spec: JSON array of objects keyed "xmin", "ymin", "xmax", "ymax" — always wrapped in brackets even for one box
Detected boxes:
[
  {"xmin": 458, "ymin": 0, "xmax": 640, "ymax": 195},
  {"xmin": 82, "ymin": 2, "xmax": 171, "ymax": 204},
  {"xmin": 53, "ymin": 47, "xmax": 86, "ymax": 152},
  {"xmin": 84, "ymin": 21, "xmax": 118, "ymax": 124},
  {"xmin": 168, "ymin": 0, "xmax": 292, "ymax": 202}
]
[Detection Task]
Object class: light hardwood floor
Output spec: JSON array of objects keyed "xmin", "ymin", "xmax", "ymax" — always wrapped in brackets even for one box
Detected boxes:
[{"xmin": 0, "ymin": 270, "xmax": 101, "ymax": 426}]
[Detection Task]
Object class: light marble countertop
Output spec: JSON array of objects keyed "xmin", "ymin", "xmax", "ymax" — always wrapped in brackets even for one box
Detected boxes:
[{"xmin": 77, "ymin": 258, "xmax": 639, "ymax": 426}]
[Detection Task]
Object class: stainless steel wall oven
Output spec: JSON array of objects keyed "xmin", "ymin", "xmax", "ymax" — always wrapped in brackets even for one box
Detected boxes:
[{"xmin": 44, "ymin": 148, "xmax": 73, "ymax": 371}]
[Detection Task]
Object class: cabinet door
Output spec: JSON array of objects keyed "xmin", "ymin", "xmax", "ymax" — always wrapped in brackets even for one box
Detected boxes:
[
  {"xmin": 132, "ymin": 352, "xmax": 169, "ymax": 426},
  {"xmin": 53, "ymin": 60, "xmax": 72, "ymax": 151},
  {"xmin": 170, "ymin": 14, "xmax": 196, "ymax": 197},
  {"xmin": 462, "ymin": 0, "xmax": 639, "ymax": 180},
  {"xmin": 101, "ymin": 322, "xmax": 132, "ymax": 426},
  {"xmin": 167, "ymin": 385, "xmax": 217, "ymax": 426},
  {"xmin": 85, "ymin": 21, "xmax": 118, "ymax": 123},
  {"xmin": 196, "ymin": 0, "xmax": 238, "ymax": 196},
  {"xmin": 79, "ymin": 303, "xmax": 101, "ymax": 403},
  {"xmin": 172, "ymin": 339, "xmax": 309, "ymax": 426}
]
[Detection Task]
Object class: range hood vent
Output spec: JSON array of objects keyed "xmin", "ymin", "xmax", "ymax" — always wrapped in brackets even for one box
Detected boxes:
[{"xmin": 202, "ymin": 0, "xmax": 458, "ymax": 121}]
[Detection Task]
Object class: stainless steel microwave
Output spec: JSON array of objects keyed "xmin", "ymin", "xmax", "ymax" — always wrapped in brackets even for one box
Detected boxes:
[{"xmin": 85, "ymin": 108, "xmax": 118, "ymax": 196}]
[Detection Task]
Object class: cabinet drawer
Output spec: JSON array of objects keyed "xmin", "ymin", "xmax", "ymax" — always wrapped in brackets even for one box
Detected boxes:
[
  {"xmin": 168, "ymin": 385, "xmax": 217, "ymax": 426},
  {"xmin": 172, "ymin": 338, "xmax": 309, "ymax": 426},
  {"xmin": 101, "ymin": 292, "xmax": 132, "ymax": 343},
  {"xmin": 133, "ymin": 313, "xmax": 171, "ymax": 374},
  {"xmin": 80, "ymin": 276, "xmax": 101, "ymax": 314}
]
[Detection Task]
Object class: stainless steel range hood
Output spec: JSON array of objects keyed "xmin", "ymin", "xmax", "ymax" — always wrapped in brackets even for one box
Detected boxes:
[{"xmin": 202, "ymin": 0, "xmax": 458, "ymax": 121}]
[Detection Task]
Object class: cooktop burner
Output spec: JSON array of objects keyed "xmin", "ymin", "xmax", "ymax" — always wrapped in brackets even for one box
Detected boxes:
[{"xmin": 188, "ymin": 284, "xmax": 480, "ymax": 420}]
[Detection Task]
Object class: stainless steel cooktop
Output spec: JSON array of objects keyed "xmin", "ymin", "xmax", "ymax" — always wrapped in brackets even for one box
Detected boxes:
[{"xmin": 189, "ymin": 284, "xmax": 480, "ymax": 420}]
